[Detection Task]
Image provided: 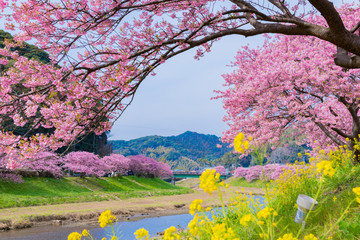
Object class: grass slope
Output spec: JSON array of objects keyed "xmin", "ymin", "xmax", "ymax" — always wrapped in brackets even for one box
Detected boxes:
[{"xmin": 0, "ymin": 176, "xmax": 192, "ymax": 209}]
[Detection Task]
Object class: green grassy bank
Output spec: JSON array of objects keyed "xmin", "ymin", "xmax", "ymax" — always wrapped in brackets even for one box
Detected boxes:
[{"xmin": 0, "ymin": 176, "xmax": 192, "ymax": 208}]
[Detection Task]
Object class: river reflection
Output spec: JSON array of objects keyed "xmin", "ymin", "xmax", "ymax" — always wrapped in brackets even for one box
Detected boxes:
[{"xmin": 0, "ymin": 195, "xmax": 264, "ymax": 240}]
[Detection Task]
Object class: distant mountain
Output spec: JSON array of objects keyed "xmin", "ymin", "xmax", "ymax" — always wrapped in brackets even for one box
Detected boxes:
[{"xmin": 110, "ymin": 131, "xmax": 231, "ymax": 170}]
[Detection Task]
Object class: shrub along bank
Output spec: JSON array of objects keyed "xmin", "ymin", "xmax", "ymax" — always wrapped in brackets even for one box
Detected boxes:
[{"xmin": 0, "ymin": 176, "xmax": 192, "ymax": 209}]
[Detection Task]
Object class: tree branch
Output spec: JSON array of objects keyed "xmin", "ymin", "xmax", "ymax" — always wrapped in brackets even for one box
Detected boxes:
[{"xmin": 314, "ymin": 121, "xmax": 346, "ymax": 146}]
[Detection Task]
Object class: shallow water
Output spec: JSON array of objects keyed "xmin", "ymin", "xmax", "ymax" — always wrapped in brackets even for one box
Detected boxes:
[
  {"xmin": 0, "ymin": 195, "xmax": 264, "ymax": 240},
  {"xmin": 0, "ymin": 213, "xmax": 193, "ymax": 240}
]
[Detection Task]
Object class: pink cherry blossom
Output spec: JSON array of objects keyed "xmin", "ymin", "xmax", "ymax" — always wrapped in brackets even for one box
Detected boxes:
[{"xmin": 217, "ymin": 12, "xmax": 360, "ymax": 153}]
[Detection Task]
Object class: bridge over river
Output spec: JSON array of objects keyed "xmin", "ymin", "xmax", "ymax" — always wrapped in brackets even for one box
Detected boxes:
[
  {"xmin": 172, "ymin": 172, "xmax": 230, "ymax": 180},
  {"xmin": 164, "ymin": 172, "xmax": 231, "ymax": 184}
]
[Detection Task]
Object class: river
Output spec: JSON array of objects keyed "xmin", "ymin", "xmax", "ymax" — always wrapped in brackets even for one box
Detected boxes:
[{"xmin": 0, "ymin": 195, "xmax": 264, "ymax": 240}]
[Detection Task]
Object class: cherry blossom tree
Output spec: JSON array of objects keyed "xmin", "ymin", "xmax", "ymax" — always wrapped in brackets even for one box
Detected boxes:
[
  {"xmin": 234, "ymin": 164, "xmax": 295, "ymax": 182},
  {"xmin": 102, "ymin": 154, "xmax": 130, "ymax": 176},
  {"xmin": 0, "ymin": 154, "xmax": 23, "ymax": 182},
  {"xmin": 0, "ymin": 151, "xmax": 63, "ymax": 180},
  {"xmin": 128, "ymin": 155, "xmax": 172, "ymax": 178},
  {"xmin": 63, "ymin": 151, "xmax": 107, "ymax": 177},
  {"xmin": 155, "ymin": 161, "xmax": 173, "ymax": 178},
  {"xmin": 213, "ymin": 165, "xmax": 226, "ymax": 175},
  {"xmin": 21, "ymin": 151, "xmax": 64, "ymax": 177},
  {"xmin": 0, "ymin": 0, "xmax": 359, "ymax": 167},
  {"xmin": 216, "ymin": 32, "xmax": 360, "ymax": 160}
]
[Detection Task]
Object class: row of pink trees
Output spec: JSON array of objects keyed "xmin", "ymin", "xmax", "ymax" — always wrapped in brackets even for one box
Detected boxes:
[
  {"xmin": 234, "ymin": 164, "xmax": 295, "ymax": 182},
  {"xmin": 0, "ymin": 152, "xmax": 173, "ymax": 181}
]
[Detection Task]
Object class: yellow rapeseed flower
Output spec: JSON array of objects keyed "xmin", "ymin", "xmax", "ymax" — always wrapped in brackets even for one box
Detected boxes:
[
  {"xmin": 134, "ymin": 228, "xmax": 149, "ymax": 240},
  {"xmin": 353, "ymin": 187, "xmax": 360, "ymax": 203},
  {"xmin": 68, "ymin": 232, "xmax": 82, "ymax": 240},
  {"xmin": 234, "ymin": 132, "xmax": 246, "ymax": 153},
  {"xmin": 187, "ymin": 214, "xmax": 201, "ymax": 236},
  {"xmin": 98, "ymin": 210, "xmax": 116, "ymax": 228},
  {"xmin": 235, "ymin": 132, "xmax": 245, "ymax": 142},
  {"xmin": 240, "ymin": 214, "xmax": 254, "ymax": 227},
  {"xmin": 189, "ymin": 199, "xmax": 203, "ymax": 215},
  {"xmin": 353, "ymin": 187, "xmax": 360, "ymax": 195},
  {"xmin": 243, "ymin": 140, "xmax": 250, "ymax": 150},
  {"xmin": 211, "ymin": 223, "xmax": 237, "ymax": 240},
  {"xmin": 164, "ymin": 226, "xmax": 180, "ymax": 240},
  {"xmin": 277, "ymin": 233, "xmax": 298, "ymax": 240},
  {"xmin": 82, "ymin": 229, "xmax": 90, "ymax": 237},
  {"xmin": 304, "ymin": 233, "xmax": 318, "ymax": 240},
  {"xmin": 199, "ymin": 169, "xmax": 219, "ymax": 195},
  {"xmin": 316, "ymin": 160, "xmax": 335, "ymax": 177},
  {"xmin": 257, "ymin": 207, "xmax": 277, "ymax": 219}
]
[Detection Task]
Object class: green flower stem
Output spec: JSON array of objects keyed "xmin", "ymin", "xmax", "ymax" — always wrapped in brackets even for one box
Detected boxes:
[
  {"xmin": 253, "ymin": 214, "xmax": 266, "ymax": 240},
  {"xmin": 321, "ymin": 199, "xmax": 356, "ymax": 240},
  {"xmin": 111, "ymin": 223, "xmax": 116, "ymax": 238},
  {"xmin": 218, "ymin": 186, "xmax": 226, "ymax": 217}
]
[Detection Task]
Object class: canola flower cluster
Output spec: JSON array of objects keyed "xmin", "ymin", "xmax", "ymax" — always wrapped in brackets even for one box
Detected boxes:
[
  {"xmin": 234, "ymin": 132, "xmax": 252, "ymax": 154},
  {"xmin": 273, "ymin": 162, "xmax": 316, "ymax": 202},
  {"xmin": 134, "ymin": 228, "xmax": 149, "ymax": 240},
  {"xmin": 189, "ymin": 199, "xmax": 203, "ymax": 215},
  {"xmin": 163, "ymin": 226, "xmax": 181, "ymax": 240},
  {"xmin": 353, "ymin": 187, "xmax": 360, "ymax": 204},
  {"xmin": 211, "ymin": 223, "xmax": 238, "ymax": 240},
  {"xmin": 316, "ymin": 160, "xmax": 335, "ymax": 178},
  {"xmin": 187, "ymin": 213, "xmax": 202, "ymax": 236},
  {"xmin": 68, "ymin": 232, "xmax": 82, "ymax": 240},
  {"xmin": 98, "ymin": 210, "xmax": 117, "ymax": 228},
  {"xmin": 199, "ymin": 169, "xmax": 220, "ymax": 195},
  {"xmin": 277, "ymin": 233, "xmax": 298, "ymax": 240},
  {"xmin": 257, "ymin": 207, "xmax": 278, "ymax": 219},
  {"xmin": 239, "ymin": 214, "xmax": 253, "ymax": 227}
]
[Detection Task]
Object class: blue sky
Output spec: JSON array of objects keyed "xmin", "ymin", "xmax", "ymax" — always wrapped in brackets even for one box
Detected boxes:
[{"xmin": 109, "ymin": 35, "xmax": 264, "ymax": 140}]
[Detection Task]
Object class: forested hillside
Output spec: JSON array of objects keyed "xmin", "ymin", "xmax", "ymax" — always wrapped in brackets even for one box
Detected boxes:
[{"xmin": 110, "ymin": 131, "xmax": 230, "ymax": 170}]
